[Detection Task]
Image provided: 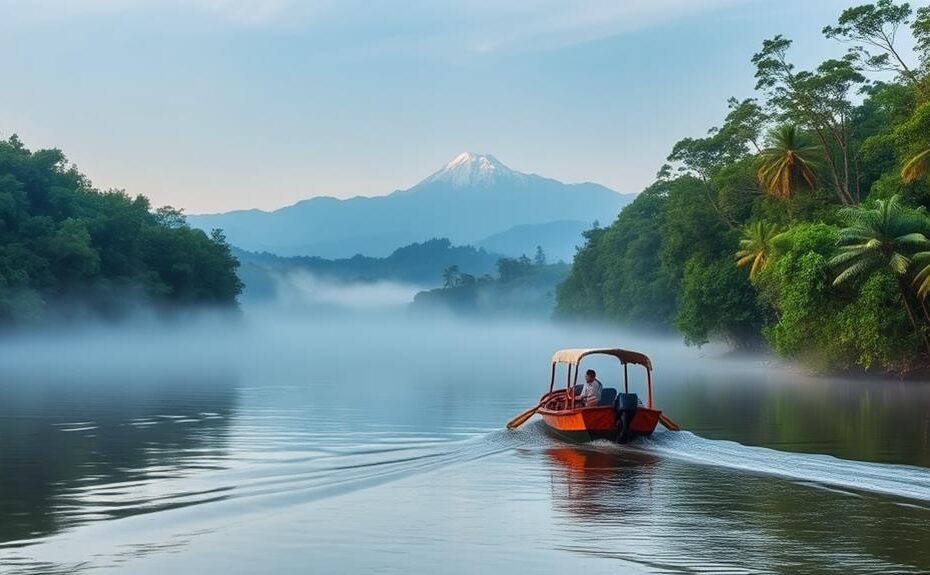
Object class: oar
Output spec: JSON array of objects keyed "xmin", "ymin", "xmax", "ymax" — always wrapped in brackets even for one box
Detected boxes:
[
  {"xmin": 506, "ymin": 405, "xmax": 540, "ymax": 429},
  {"xmin": 658, "ymin": 413, "xmax": 681, "ymax": 432}
]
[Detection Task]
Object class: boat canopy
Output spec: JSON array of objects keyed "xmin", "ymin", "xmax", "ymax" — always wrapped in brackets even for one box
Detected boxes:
[{"xmin": 551, "ymin": 348, "xmax": 652, "ymax": 370}]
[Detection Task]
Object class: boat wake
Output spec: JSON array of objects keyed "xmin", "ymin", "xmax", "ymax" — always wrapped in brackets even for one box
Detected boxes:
[
  {"xmin": 595, "ymin": 428, "xmax": 930, "ymax": 503},
  {"xmin": 6, "ymin": 420, "xmax": 930, "ymax": 574}
]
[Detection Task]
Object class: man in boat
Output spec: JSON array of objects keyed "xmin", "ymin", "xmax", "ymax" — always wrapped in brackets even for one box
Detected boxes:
[{"xmin": 577, "ymin": 369, "xmax": 602, "ymax": 407}]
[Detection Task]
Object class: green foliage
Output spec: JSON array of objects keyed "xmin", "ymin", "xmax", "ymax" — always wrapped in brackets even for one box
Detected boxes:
[
  {"xmin": 902, "ymin": 148, "xmax": 930, "ymax": 183},
  {"xmin": 755, "ymin": 224, "xmax": 840, "ymax": 359},
  {"xmin": 557, "ymin": 2, "xmax": 930, "ymax": 372},
  {"xmin": 915, "ymin": 6, "xmax": 930, "ymax": 73},
  {"xmin": 713, "ymin": 158, "xmax": 759, "ymax": 224},
  {"xmin": 556, "ymin": 183, "xmax": 677, "ymax": 325},
  {"xmin": 753, "ymin": 35, "xmax": 866, "ymax": 205},
  {"xmin": 829, "ymin": 195, "xmax": 929, "ymax": 286},
  {"xmin": 834, "ymin": 272, "xmax": 922, "ymax": 370},
  {"xmin": 497, "ymin": 255, "xmax": 535, "ymax": 283},
  {"xmin": 676, "ymin": 256, "xmax": 767, "ymax": 347},
  {"xmin": 412, "ymin": 255, "xmax": 569, "ymax": 317},
  {"xmin": 823, "ymin": 0, "xmax": 916, "ymax": 80},
  {"xmin": 553, "ymin": 225, "xmax": 609, "ymax": 319},
  {"xmin": 240, "ymin": 237, "xmax": 499, "ymax": 286},
  {"xmin": 0, "ymin": 135, "xmax": 242, "ymax": 324},
  {"xmin": 736, "ymin": 220, "xmax": 783, "ymax": 278},
  {"xmin": 756, "ymin": 222, "xmax": 922, "ymax": 371},
  {"xmin": 757, "ymin": 125, "xmax": 820, "ymax": 200}
]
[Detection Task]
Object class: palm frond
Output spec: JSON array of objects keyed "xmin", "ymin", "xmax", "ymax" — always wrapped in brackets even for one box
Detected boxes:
[
  {"xmin": 902, "ymin": 148, "xmax": 930, "ymax": 183},
  {"xmin": 895, "ymin": 232, "xmax": 930, "ymax": 248},
  {"xmin": 889, "ymin": 252, "xmax": 912, "ymax": 275},
  {"xmin": 833, "ymin": 257, "xmax": 881, "ymax": 286}
]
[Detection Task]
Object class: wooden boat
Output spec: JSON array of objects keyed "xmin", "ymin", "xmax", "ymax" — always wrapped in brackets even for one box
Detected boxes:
[{"xmin": 536, "ymin": 348, "xmax": 663, "ymax": 443}]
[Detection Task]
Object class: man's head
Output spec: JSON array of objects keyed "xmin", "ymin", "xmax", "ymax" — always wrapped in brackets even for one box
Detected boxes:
[{"xmin": 584, "ymin": 369, "xmax": 596, "ymax": 383}]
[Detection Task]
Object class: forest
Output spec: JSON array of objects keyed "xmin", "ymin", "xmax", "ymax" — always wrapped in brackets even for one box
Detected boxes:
[
  {"xmin": 411, "ymin": 247, "xmax": 569, "ymax": 316},
  {"xmin": 556, "ymin": 1, "xmax": 930, "ymax": 373},
  {"xmin": 0, "ymin": 135, "xmax": 242, "ymax": 324},
  {"xmin": 235, "ymin": 237, "xmax": 501, "ymax": 299}
]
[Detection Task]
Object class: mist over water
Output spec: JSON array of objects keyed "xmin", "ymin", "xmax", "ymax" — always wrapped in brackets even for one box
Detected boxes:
[
  {"xmin": 260, "ymin": 270, "xmax": 426, "ymax": 311},
  {"xmin": 2, "ymin": 297, "xmax": 930, "ymax": 574}
]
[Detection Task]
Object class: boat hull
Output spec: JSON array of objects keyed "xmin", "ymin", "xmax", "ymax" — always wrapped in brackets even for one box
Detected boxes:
[{"xmin": 538, "ymin": 405, "xmax": 661, "ymax": 443}]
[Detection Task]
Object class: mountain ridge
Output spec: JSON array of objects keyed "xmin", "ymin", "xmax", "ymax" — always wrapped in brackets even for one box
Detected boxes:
[{"xmin": 188, "ymin": 152, "xmax": 634, "ymax": 258}]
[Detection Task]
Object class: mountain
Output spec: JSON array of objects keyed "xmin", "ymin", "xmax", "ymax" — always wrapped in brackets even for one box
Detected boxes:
[
  {"xmin": 477, "ymin": 220, "xmax": 591, "ymax": 262},
  {"xmin": 187, "ymin": 153, "xmax": 634, "ymax": 258}
]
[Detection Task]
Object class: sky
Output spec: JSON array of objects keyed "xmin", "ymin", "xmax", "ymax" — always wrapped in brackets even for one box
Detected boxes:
[{"xmin": 0, "ymin": 0, "xmax": 860, "ymax": 213}]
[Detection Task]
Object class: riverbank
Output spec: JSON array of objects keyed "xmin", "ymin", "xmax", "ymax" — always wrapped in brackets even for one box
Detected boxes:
[{"xmin": 555, "ymin": 3, "xmax": 930, "ymax": 374}]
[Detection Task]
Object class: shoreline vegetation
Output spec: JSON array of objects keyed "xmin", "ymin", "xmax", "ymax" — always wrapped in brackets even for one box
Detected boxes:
[
  {"xmin": 411, "ymin": 247, "xmax": 570, "ymax": 316},
  {"xmin": 556, "ymin": 1, "xmax": 930, "ymax": 375},
  {"xmin": 0, "ymin": 135, "xmax": 242, "ymax": 325}
]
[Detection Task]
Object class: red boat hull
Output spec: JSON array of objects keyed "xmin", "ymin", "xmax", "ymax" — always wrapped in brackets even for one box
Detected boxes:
[{"xmin": 538, "ymin": 405, "xmax": 661, "ymax": 442}]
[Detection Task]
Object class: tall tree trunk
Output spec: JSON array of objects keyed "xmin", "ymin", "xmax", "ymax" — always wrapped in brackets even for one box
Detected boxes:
[
  {"xmin": 898, "ymin": 277, "xmax": 930, "ymax": 357},
  {"xmin": 699, "ymin": 177, "xmax": 735, "ymax": 229},
  {"xmin": 812, "ymin": 128, "xmax": 851, "ymax": 206},
  {"xmin": 920, "ymin": 295, "xmax": 930, "ymax": 326}
]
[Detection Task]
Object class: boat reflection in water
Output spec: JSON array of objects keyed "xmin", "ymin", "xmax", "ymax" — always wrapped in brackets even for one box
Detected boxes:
[{"xmin": 544, "ymin": 446, "xmax": 660, "ymax": 521}]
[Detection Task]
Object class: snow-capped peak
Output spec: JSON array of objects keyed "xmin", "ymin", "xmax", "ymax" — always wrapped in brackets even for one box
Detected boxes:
[
  {"xmin": 444, "ymin": 152, "xmax": 503, "ymax": 171},
  {"xmin": 422, "ymin": 152, "xmax": 522, "ymax": 188}
]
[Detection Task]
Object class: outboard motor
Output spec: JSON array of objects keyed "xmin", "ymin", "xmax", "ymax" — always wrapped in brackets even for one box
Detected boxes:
[{"xmin": 615, "ymin": 393, "xmax": 639, "ymax": 443}]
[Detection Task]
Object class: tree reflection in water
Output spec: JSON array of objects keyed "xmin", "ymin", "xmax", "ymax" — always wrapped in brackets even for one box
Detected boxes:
[{"xmin": 0, "ymin": 373, "xmax": 238, "ymax": 547}]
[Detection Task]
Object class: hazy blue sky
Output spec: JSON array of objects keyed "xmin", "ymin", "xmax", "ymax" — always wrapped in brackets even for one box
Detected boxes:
[{"xmin": 1, "ymin": 0, "xmax": 856, "ymax": 212}]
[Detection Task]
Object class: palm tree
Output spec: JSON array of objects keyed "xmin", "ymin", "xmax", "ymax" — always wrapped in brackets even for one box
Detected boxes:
[
  {"xmin": 902, "ymin": 147, "xmax": 930, "ymax": 183},
  {"xmin": 757, "ymin": 125, "xmax": 820, "ymax": 200},
  {"xmin": 735, "ymin": 221, "xmax": 782, "ymax": 279},
  {"xmin": 913, "ymin": 252, "xmax": 930, "ymax": 299},
  {"xmin": 829, "ymin": 195, "xmax": 930, "ymax": 354}
]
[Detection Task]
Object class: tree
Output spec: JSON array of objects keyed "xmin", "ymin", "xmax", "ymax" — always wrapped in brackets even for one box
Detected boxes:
[
  {"xmin": 667, "ymin": 98, "xmax": 767, "ymax": 227},
  {"xmin": 534, "ymin": 245, "xmax": 547, "ymax": 267},
  {"xmin": 912, "ymin": 251, "xmax": 930, "ymax": 298},
  {"xmin": 676, "ymin": 256, "xmax": 766, "ymax": 347},
  {"xmin": 0, "ymin": 134, "xmax": 243, "ymax": 323},
  {"xmin": 753, "ymin": 35, "xmax": 866, "ymax": 205},
  {"xmin": 442, "ymin": 265, "xmax": 460, "ymax": 288},
  {"xmin": 756, "ymin": 125, "xmax": 820, "ymax": 200},
  {"xmin": 829, "ymin": 195, "xmax": 930, "ymax": 353},
  {"xmin": 736, "ymin": 221, "xmax": 783, "ymax": 279},
  {"xmin": 823, "ymin": 0, "xmax": 918, "ymax": 82},
  {"xmin": 914, "ymin": 6, "xmax": 930, "ymax": 74},
  {"xmin": 154, "ymin": 206, "xmax": 187, "ymax": 229},
  {"xmin": 497, "ymin": 256, "xmax": 534, "ymax": 282},
  {"xmin": 756, "ymin": 222, "xmax": 920, "ymax": 371}
]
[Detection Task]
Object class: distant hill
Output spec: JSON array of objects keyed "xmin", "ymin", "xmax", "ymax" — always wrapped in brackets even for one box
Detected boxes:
[
  {"xmin": 477, "ymin": 220, "xmax": 591, "ymax": 262},
  {"xmin": 410, "ymin": 258, "xmax": 571, "ymax": 317},
  {"xmin": 234, "ymin": 238, "xmax": 502, "ymax": 302},
  {"xmin": 188, "ymin": 153, "xmax": 634, "ymax": 258}
]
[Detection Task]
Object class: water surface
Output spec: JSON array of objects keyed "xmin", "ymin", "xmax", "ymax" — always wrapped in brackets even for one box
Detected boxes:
[{"xmin": 2, "ymin": 313, "xmax": 929, "ymax": 574}]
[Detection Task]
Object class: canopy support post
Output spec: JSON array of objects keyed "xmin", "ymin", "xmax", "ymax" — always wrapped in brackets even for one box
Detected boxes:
[
  {"xmin": 566, "ymin": 364, "xmax": 573, "ymax": 409},
  {"xmin": 646, "ymin": 367, "xmax": 653, "ymax": 409}
]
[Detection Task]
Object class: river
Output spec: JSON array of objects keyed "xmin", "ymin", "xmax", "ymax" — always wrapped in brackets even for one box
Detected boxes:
[{"xmin": 1, "ymin": 311, "xmax": 929, "ymax": 574}]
